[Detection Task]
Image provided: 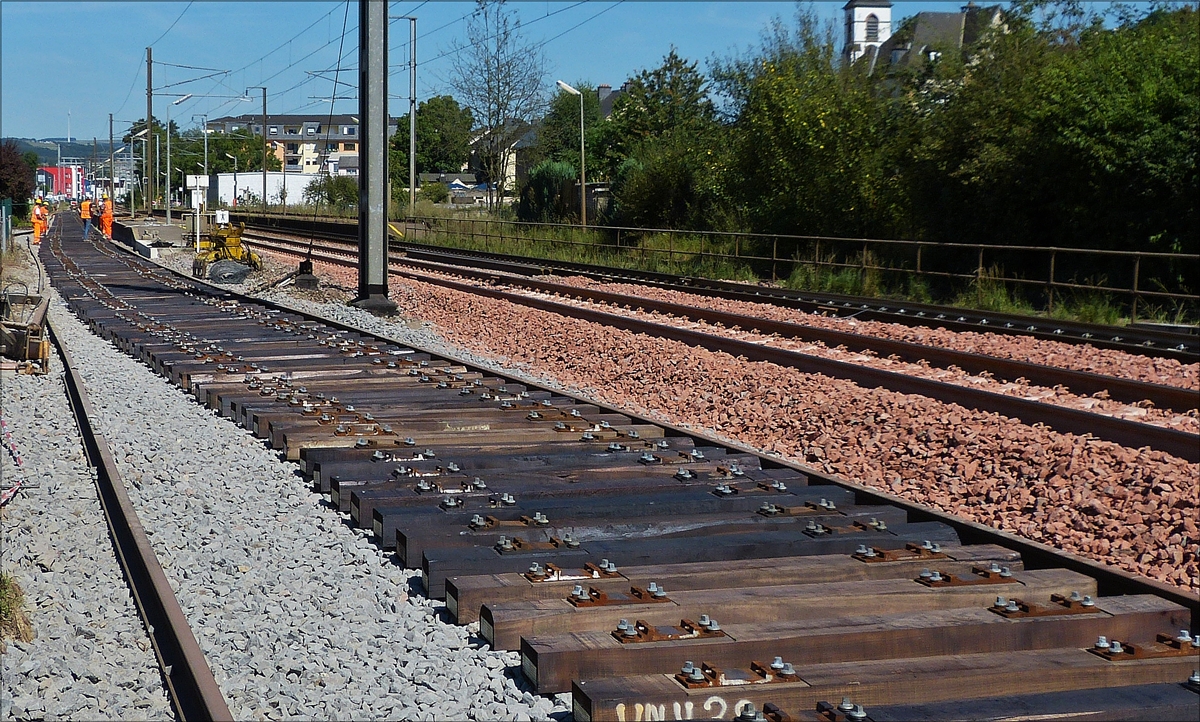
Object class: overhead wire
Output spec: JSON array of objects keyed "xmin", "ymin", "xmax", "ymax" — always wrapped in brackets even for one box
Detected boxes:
[{"xmin": 147, "ymin": 1, "xmax": 193, "ymax": 48}]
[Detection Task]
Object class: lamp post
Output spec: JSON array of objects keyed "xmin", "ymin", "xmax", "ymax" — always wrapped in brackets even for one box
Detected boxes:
[
  {"xmin": 129, "ymin": 128, "xmax": 148, "ymax": 218},
  {"xmin": 225, "ymin": 153, "xmax": 238, "ymax": 208},
  {"xmin": 166, "ymin": 93, "xmax": 193, "ymax": 223},
  {"xmin": 555, "ymin": 80, "xmax": 586, "ymax": 227},
  {"xmin": 245, "ymin": 86, "xmax": 268, "ymax": 213}
]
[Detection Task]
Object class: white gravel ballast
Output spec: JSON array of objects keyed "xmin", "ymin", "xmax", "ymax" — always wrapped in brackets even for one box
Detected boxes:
[
  {"xmin": 40, "ymin": 291, "xmax": 564, "ymax": 721},
  {"xmin": 1, "ymin": 343, "xmax": 171, "ymax": 721}
]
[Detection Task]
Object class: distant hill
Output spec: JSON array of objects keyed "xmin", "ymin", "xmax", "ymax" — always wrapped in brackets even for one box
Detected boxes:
[{"xmin": 4, "ymin": 137, "xmax": 118, "ymax": 165}]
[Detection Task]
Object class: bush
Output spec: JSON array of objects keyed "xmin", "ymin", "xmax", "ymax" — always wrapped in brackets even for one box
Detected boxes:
[
  {"xmin": 516, "ymin": 161, "xmax": 576, "ymax": 222},
  {"xmin": 302, "ymin": 175, "xmax": 358, "ymax": 211},
  {"xmin": 419, "ymin": 182, "xmax": 449, "ymax": 204}
]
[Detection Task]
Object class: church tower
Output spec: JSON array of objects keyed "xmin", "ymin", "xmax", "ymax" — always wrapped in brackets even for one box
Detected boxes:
[{"xmin": 844, "ymin": 0, "xmax": 893, "ymax": 63}]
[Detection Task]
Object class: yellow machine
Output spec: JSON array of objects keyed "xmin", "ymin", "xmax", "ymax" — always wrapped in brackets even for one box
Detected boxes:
[{"xmin": 192, "ymin": 221, "xmax": 262, "ymax": 283}]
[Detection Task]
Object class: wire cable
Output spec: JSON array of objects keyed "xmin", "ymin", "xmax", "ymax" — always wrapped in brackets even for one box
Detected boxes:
[{"xmin": 147, "ymin": 1, "xmax": 193, "ymax": 48}]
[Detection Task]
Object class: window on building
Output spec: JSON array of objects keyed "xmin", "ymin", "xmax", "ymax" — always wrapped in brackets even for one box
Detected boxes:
[
  {"xmin": 344, "ymin": 126, "xmax": 357, "ymax": 136},
  {"xmin": 326, "ymin": 143, "xmax": 338, "ymax": 152},
  {"xmin": 286, "ymin": 143, "xmax": 299, "ymax": 153},
  {"xmin": 268, "ymin": 127, "xmax": 278, "ymax": 135},
  {"xmin": 866, "ymin": 14, "xmax": 880, "ymax": 42},
  {"xmin": 307, "ymin": 127, "xmax": 316, "ymax": 134},
  {"xmin": 285, "ymin": 126, "xmax": 300, "ymax": 135},
  {"xmin": 343, "ymin": 143, "xmax": 356, "ymax": 151}
]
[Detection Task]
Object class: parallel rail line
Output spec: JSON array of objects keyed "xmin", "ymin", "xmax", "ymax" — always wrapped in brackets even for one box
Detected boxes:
[
  {"xmin": 242, "ymin": 231, "xmax": 1200, "ymax": 462},
  {"xmin": 231, "ymin": 212, "xmax": 1200, "ymax": 360},
  {"xmin": 44, "ymin": 235, "xmax": 232, "ymax": 721},
  {"xmin": 43, "ymin": 223, "xmax": 1200, "ymax": 722}
]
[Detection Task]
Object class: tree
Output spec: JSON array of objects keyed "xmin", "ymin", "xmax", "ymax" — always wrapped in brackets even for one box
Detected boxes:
[
  {"xmin": 599, "ymin": 48, "xmax": 716, "ymax": 178},
  {"xmin": 447, "ymin": 0, "xmax": 548, "ymax": 207},
  {"xmin": 529, "ymin": 81, "xmax": 603, "ymax": 174},
  {"xmin": 302, "ymin": 174, "xmax": 358, "ymax": 210},
  {"xmin": 389, "ymin": 95, "xmax": 474, "ymax": 186},
  {"xmin": 0, "ymin": 140, "xmax": 36, "ymax": 214},
  {"xmin": 593, "ymin": 49, "xmax": 726, "ymax": 229},
  {"xmin": 719, "ymin": 9, "xmax": 909, "ymax": 239}
]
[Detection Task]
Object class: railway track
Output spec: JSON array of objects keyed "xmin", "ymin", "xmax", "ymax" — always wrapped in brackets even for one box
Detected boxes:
[
  {"xmin": 231, "ymin": 212, "xmax": 1200, "ymax": 360},
  {"xmin": 44, "ymin": 223, "xmax": 1199, "ymax": 721},
  {"xmin": 44, "ymin": 306, "xmax": 232, "ymax": 718},
  {"xmin": 239, "ymin": 229, "xmax": 1200, "ymax": 463}
]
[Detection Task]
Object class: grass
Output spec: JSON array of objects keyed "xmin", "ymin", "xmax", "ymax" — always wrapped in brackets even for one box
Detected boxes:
[
  {"xmin": 0, "ymin": 571, "xmax": 34, "ymax": 650},
  {"xmin": 238, "ymin": 206, "xmax": 1197, "ymax": 327}
]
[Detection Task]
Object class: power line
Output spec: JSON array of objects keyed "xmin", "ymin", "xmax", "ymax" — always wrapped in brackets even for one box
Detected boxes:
[{"xmin": 147, "ymin": 1, "xmax": 193, "ymax": 48}]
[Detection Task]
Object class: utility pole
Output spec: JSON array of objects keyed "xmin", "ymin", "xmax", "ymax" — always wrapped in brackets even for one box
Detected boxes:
[
  {"xmin": 354, "ymin": 0, "xmax": 395, "ymax": 313},
  {"xmin": 245, "ymin": 86, "xmax": 269, "ymax": 213},
  {"xmin": 146, "ymin": 47, "xmax": 154, "ymax": 213},
  {"xmin": 404, "ymin": 16, "xmax": 417, "ymax": 218},
  {"xmin": 109, "ymin": 114, "xmax": 115, "ymax": 205}
]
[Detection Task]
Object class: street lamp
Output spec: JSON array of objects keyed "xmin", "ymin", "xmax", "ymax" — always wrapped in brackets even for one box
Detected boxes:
[
  {"xmin": 225, "ymin": 153, "xmax": 238, "ymax": 208},
  {"xmin": 556, "ymin": 80, "xmax": 586, "ymax": 227},
  {"xmin": 192, "ymin": 114, "xmax": 209, "ymax": 183},
  {"xmin": 166, "ymin": 93, "xmax": 193, "ymax": 223},
  {"xmin": 131, "ymin": 128, "xmax": 148, "ymax": 217}
]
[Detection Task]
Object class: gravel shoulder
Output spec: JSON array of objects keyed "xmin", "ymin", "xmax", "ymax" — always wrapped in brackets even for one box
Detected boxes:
[
  {"xmin": 44, "ymin": 252, "xmax": 564, "ymax": 721},
  {"xmin": 1, "ymin": 313, "xmax": 171, "ymax": 721}
]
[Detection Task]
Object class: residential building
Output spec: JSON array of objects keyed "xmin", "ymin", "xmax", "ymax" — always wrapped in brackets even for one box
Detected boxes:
[{"xmin": 205, "ymin": 114, "xmax": 395, "ymax": 175}]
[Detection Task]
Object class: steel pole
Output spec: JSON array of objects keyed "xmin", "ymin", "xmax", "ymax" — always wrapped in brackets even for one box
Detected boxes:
[
  {"xmin": 109, "ymin": 114, "xmax": 115, "ymax": 207},
  {"xmin": 579, "ymin": 91, "xmax": 586, "ymax": 228},
  {"xmin": 146, "ymin": 47, "xmax": 154, "ymax": 214},
  {"xmin": 354, "ymin": 0, "xmax": 395, "ymax": 312},
  {"xmin": 409, "ymin": 16, "xmax": 416, "ymax": 218},
  {"xmin": 262, "ymin": 88, "xmax": 268, "ymax": 213}
]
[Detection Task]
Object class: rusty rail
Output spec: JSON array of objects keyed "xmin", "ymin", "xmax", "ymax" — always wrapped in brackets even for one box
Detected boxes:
[{"xmin": 47, "ymin": 318, "xmax": 232, "ymax": 722}]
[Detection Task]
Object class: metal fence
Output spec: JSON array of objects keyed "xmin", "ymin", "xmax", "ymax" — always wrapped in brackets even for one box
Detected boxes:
[{"xmin": 406, "ymin": 215, "xmax": 1199, "ymax": 323}]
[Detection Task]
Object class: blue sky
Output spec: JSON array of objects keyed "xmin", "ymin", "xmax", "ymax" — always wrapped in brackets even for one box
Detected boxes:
[{"xmin": 0, "ymin": 1, "xmax": 1132, "ymax": 141}]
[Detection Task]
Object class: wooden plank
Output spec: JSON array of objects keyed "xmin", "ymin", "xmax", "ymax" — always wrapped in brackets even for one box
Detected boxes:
[
  {"xmin": 522, "ymin": 595, "xmax": 1189, "ymax": 693},
  {"xmin": 357, "ymin": 460, "xmax": 800, "ymax": 527},
  {"xmin": 279, "ymin": 423, "xmax": 665, "ymax": 461},
  {"xmin": 297, "ymin": 436, "xmax": 699, "ymax": 480},
  {"xmin": 447, "ymin": 543, "xmax": 1021, "ymax": 624},
  {"xmin": 859, "ymin": 682, "xmax": 1200, "ymax": 722},
  {"xmin": 428, "ymin": 520, "xmax": 960, "ymax": 600},
  {"xmin": 481, "ymin": 567, "xmax": 1094, "ymax": 651},
  {"xmin": 393, "ymin": 503, "xmax": 905, "ymax": 566},
  {"xmin": 570, "ymin": 648, "xmax": 1199, "ymax": 722},
  {"xmin": 309, "ymin": 440, "xmax": 727, "ymax": 489}
]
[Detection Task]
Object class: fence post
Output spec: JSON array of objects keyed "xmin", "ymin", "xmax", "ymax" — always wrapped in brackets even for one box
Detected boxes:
[
  {"xmin": 861, "ymin": 241, "xmax": 869, "ymax": 287},
  {"xmin": 669, "ymin": 231, "xmax": 674, "ymax": 271},
  {"xmin": 976, "ymin": 246, "xmax": 985, "ymax": 304},
  {"xmin": 916, "ymin": 244, "xmax": 922, "ymax": 274},
  {"xmin": 772, "ymin": 236, "xmax": 778, "ymax": 281},
  {"xmin": 1131, "ymin": 255, "xmax": 1141, "ymax": 323},
  {"xmin": 1047, "ymin": 250, "xmax": 1056, "ymax": 313}
]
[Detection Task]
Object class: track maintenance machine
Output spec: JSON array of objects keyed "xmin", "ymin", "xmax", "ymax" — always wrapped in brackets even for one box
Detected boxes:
[{"xmin": 192, "ymin": 214, "xmax": 262, "ymax": 284}]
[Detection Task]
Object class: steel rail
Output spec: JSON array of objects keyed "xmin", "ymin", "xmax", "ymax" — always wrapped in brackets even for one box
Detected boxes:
[
  {"xmin": 242, "ymin": 234, "xmax": 1200, "ymax": 462},
  {"xmin": 231, "ymin": 213, "xmax": 1200, "ymax": 360},
  {"xmin": 81, "ymin": 231, "xmax": 1200, "ymax": 627},
  {"xmin": 46, "ymin": 317, "xmax": 232, "ymax": 722},
  {"xmin": 378, "ymin": 247, "xmax": 1200, "ymax": 413}
]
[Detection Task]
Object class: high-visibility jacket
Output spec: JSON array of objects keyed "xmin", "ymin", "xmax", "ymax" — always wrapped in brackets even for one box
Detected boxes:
[
  {"xmin": 101, "ymin": 198, "xmax": 114, "ymax": 235},
  {"xmin": 80, "ymin": 199, "xmax": 92, "ymax": 219}
]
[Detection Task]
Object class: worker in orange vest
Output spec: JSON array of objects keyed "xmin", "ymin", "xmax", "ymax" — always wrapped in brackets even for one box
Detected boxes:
[
  {"xmin": 31, "ymin": 199, "xmax": 45, "ymax": 243},
  {"xmin": 100, "ymin": 193, "xmax": 114, "ymax": 238},
  {"xmin": 80, "ymin": 196, "xmax": 93, "ymax": 237}
]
